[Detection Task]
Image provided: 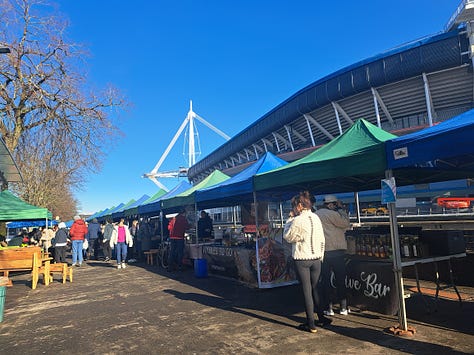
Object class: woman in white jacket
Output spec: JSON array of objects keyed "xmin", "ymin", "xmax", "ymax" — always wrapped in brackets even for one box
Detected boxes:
[
  {"xmin": 284, "ymin": 191, "xmax": 331, "ymax": 333},
  {"xmin": 110, "ymin": 219, "xmax": 133, "ymax": 269}
]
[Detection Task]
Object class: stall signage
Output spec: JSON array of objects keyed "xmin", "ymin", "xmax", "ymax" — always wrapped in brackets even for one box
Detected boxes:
[
  {"xmin": 203, "ymin": 246, "xmax": 234, "ymax": 257},
  {"xmin": 345, "ymin": 272, "xmax": 391, "ymax": 299},
  {"xmin": 381, "ymin": 177, "xmax": 396, "ymax": 203},
  {"xmin": 203, "ymin": 246, "xmax": 239, "ymax": 279},
  {"xmin": 343, "ymin": 259, "xmax": 398, "ymax": 315}
]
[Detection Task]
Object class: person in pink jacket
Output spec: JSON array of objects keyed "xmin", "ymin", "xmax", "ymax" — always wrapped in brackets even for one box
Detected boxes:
[{"xmin": 109, "ymin": 219, "xmax": 133, "ymax": 269}]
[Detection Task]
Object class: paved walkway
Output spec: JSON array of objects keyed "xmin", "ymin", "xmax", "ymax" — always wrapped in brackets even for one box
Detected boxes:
[{"xmin": 0, "ymin": 259, "xmax": 473, "ymax": 354}]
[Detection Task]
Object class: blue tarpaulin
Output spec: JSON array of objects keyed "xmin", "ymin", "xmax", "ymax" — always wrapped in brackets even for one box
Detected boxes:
[
  {"xmin": 386, "ymin": 108, "xmax": 474, "ymax": 170},
  {"xmin": 111, "ymin": 198, "xmax": 138, "ymax": 220},
  {"xmin": 96, "ymin": 203, "xmax": 125, "ymax": 222},
  {"xmin": 195, "ymin": 152, "xmax": 288, "ymax": 208},
  {"xmin": 121, "ymin": 194, "xmax": 152, "ymax": 217},
  {"xmin": 138, "ymin": 181, "xmax": 192, "ymax": 216},
  {"xmin": 7, "ymin": 220, "xmax": 58, "ymax": 229},
  {"xmin": 385, "ymin": 108, "xmax": 474, "ymax": 186}
]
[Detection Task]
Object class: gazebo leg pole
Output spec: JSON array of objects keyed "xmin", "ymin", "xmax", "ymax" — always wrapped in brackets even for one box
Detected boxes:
[{"xmin": 385, "ymin": 170, "xmax": 415, "ymax": 336}]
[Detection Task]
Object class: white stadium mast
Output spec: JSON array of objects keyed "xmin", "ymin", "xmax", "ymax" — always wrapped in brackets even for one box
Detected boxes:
[{"xmin": 143, "ymin": 101, "xmax": 231, "ymax": 191}]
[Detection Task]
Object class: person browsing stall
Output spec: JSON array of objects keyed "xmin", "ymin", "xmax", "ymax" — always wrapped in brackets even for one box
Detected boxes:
[
  {"xmin": 167, "ymin": 208, "xmax": 190, "ymax": 272},
  {"xmin": 197, "ymin": 211, "xmax": 213, "ymax": 241},
  {"xmin": 284, "ymin": 191, "xmax": 331, "ymax": 333},
  {"xmin": 315, "ymin": 194, "xmax": 351, "ymax": 316}
]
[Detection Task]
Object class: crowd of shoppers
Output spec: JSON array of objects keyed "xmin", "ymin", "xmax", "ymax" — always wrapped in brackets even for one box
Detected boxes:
[{"xmin": 5, "ymin": 192, "xmax": 351, "ymax": 335}]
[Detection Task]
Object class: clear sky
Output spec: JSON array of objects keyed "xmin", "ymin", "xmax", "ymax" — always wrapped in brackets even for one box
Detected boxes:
[{"xmin": 57, "ymin": 0, "xmax": 457, "ymax": 214}]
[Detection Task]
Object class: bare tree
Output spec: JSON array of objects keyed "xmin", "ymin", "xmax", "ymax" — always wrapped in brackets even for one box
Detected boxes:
[
  {"xmin": 15, "ymin": 128, "xmax": 79, "ymax": 219},
  {"xmin": 0, "ymin": 0, "xmax": 127, "ymax": 214}
]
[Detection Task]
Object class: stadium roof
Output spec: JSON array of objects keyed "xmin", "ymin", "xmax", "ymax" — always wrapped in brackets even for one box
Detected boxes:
[{"xmin": 189, "ymin": 26, "xmax": 473, "ymax": 183}]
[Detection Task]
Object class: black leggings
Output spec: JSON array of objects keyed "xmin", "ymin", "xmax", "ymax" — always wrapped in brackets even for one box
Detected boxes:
[{"xmin": 294, "ymin": 259, "xmax": 323, "ymax": 327}]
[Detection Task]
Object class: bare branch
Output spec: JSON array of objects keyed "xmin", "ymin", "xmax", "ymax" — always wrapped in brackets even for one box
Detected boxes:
[{"xmin": 0, "ymin": 0, "xmax": 129, "ymax": 214}]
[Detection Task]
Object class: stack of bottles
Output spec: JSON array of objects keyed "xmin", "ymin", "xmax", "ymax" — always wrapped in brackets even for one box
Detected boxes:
[
  {"xmin": 355, "ymin": 234, "xmax": 392, "ymax": 259},
  {"xmin": 354, "ymin": 233, "xmax": 425, "ymax": 259},
  {"xmin": 399, "ymin": 234, "xmax": 425, "ymax": 258}
]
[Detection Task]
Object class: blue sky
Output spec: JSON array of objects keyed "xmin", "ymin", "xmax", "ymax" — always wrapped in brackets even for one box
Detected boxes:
[{"xmin": 58, "ymin": 1, "xmax": 457, "ymax": 214}]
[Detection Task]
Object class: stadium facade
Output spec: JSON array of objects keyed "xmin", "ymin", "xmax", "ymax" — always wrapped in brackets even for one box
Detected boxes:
[{"xmin": 188, "ymin": 2, "xmax": 474, "ymax": 185}]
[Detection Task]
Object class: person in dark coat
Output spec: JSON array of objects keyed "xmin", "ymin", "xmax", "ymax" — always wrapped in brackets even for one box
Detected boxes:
[
  {"xmin": 101, "ymin": 219, "xmax": 114, "ymax": 262},
  {"xmin": 86, "ymin": 218, "xmax": 101, "ymax": 260},
  {"xmin": 197, "ymin": 211, "xmax": 213, "ymax": 240},
  {"xmin": 8, "ymin": 234, "xmax": 24, "ymax": 247},
  {"xmin": 54, "ymin": 222, "xmax": 69, "ymax": 263}
]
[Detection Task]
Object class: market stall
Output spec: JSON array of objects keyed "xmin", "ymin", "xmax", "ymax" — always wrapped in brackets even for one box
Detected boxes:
[
  {"xmin": 0, "ymin": 190, "xmax": 52, "ymax": 221},
  {"xmin": 383, "ymin": 108, "xmax": 474, "ymax": 330},
  {"xmin": 343, "ymin": 226, "xmax": 467, "ymax": 315},
  {"xmin": 253, "ymin": 117, "xmax": 472, "ymax": 331},
  {"xmin": 194, "ymin": 152, "xmax": 297, "ymax": 288},
  {"xmin": 252, "ymin": 120, "xmax": 395, "ymax": 292},
  {"xmin": 0, "ymin": 190, "xmax": 53, "ymax": 240}
]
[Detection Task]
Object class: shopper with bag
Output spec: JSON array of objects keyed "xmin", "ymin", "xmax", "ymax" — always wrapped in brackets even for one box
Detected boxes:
[{"xmin": 82, "ymin": 238, "xmax": 89, "ymax": 253}]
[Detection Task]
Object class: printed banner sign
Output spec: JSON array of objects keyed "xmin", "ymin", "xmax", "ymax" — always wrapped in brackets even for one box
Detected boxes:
[
  {"xmin": 344, "ymin": 259, "xmax": 398, "ymax": 315},
  {"xmin": 381, "ymin": 177, "xmax": 396, "ymax": 203}
]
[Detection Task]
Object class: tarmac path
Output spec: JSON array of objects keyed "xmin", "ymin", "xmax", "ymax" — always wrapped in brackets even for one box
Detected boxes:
[{"xmin": 0, "ymin": 260, "xmax": 472, "ymax": 354}]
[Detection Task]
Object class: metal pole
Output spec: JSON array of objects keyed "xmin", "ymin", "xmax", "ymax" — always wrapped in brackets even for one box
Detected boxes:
[
  {"xmin": 371, "ymin": 88, "xmax": 382, "ymax": 128},
  {"xmin": 160, "ymin": 210, "xmax": 164, "ymax": 243},
  {"xmin": 422, "ymin": 73, "xmax": 434, "ymax": 127},
  {"xmin": 354, "ymin": 191, "xmax": 361, "ymax": 225},
  {"xmin": 253, "ymin": 191, "xmax": 262, "ymax": 288},
  {"xmin": 195, "ymin": 202, "xmax": 198, "ymax": 244},
  {"xmin": 386, "ymin": 169, "xmax": 408, "ymax": 331},
  {"xmin": 233, "ymin": 206, "xmax": 237, "ymax": 228},
  {"xmin": 279, "ymin": 201, "xmax": 284, "ymax": 229}
]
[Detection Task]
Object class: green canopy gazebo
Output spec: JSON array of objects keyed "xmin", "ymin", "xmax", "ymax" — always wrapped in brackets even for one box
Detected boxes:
[{"xmin": 0, "ymin": 190, "xmax": 52, "ymax": 221}]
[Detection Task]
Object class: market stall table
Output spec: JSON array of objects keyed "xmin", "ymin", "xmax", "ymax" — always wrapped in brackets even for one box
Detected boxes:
[{"xmin": 401, "ymin": 252, "xmax": 466, "ymax": 310}]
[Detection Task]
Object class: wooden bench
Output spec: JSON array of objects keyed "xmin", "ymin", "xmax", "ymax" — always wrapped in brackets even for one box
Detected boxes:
[
  {"xmin": 144, "ymin": 249, "xmax": 159, "ymax": 265},
  {"xmin": 0, "ymin": 247, "xmax": 50, "ymax": 289},
  {"xmin": 48, "ymin": 263, "xmax": 73, "ymax": 284}
]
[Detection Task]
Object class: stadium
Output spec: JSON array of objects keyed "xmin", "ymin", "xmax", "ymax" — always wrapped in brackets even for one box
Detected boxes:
[{"xmin": 188, "ymin": 0, "xmax": 474, "ymax": 201}]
